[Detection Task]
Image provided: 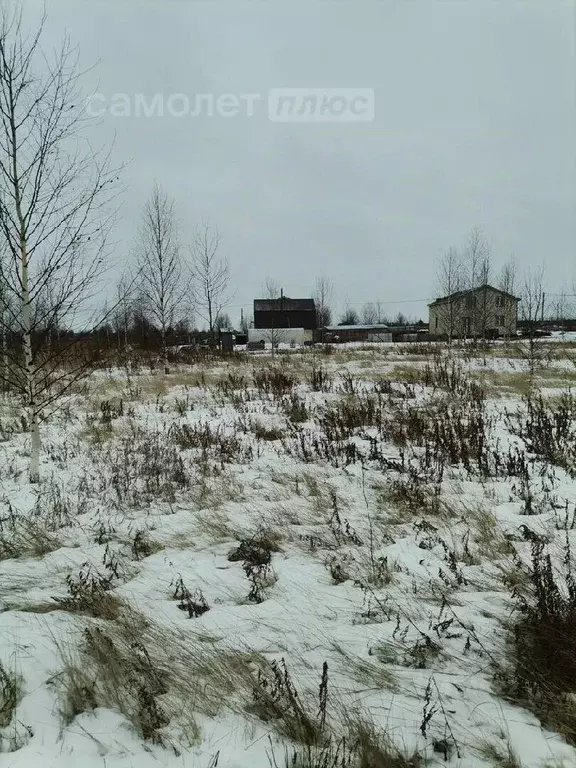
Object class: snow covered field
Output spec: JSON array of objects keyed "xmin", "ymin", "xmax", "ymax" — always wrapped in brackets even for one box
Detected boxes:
[{"xmin": 1, "ymin": 342, "xmax": 576, "ymax": 768}]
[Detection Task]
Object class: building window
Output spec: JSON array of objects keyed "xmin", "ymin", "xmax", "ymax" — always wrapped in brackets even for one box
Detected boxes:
[
  {"xmin": 496, "ymin": 296, "xmax": 505, "ymax": 308},
  {"xmin": 463, "ymin": 316, "xmax": 471, "ymax": 333},
  {"xmin": 435, "ymin": 317, "xmax": 438, "ymax": 329},
  {"xmin": 496, "ymin": 315, "xmax": 505, "ymax": 326}
]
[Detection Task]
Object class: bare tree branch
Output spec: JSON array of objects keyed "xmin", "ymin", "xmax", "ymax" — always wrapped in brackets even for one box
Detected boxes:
[
  {"xmin": 0, "ymin": 7, "xmax": 119, "ymax": 481},
  {"xmin": 135, "ymin": 183, "xmax": 189, "ymax": 373},
  {"xmin": 190, "ymin": 221, "xmax": 234, "ymax": 333}
]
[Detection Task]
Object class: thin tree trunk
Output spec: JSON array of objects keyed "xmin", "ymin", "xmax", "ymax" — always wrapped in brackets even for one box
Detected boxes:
[
  {"xmin": 30, "ymin": 409, "xmax": 40, "ymax": 481},
  {"xmin": 0, "ymin": 310, "xmax": 6, "ymax": 395},
  {"xmin": 161, "ymin": 322, "xmax": 169, "ymax": 374},
  {"xmin": 20, "ymin": 239, "xmax": 39, "ymax": 482}
]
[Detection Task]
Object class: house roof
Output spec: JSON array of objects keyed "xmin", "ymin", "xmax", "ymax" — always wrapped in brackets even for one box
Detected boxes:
[
  {"xmin": 254, "ymin": 298, "xmax": 316, "ymax": 312},
  {"xmin": 428, "ymin": 285, "xmax": 520, "ymax": 307}
]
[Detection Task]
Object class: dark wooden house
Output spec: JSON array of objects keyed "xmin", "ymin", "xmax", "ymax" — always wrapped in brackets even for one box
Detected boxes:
[{"xmin": 253, "ymin": 296, "xmax": 317, "ymax": 330}]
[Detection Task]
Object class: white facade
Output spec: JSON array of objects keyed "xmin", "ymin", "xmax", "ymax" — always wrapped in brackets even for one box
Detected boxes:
[{"xmin": 247, "ymin": 327, "xmax": 312, "ymax": 346}]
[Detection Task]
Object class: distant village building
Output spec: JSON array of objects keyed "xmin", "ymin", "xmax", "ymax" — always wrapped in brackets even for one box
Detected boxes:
[
  {"xmin": 253, "ymin": 296, "xmax": 317, "ymax": 331},
  {"xmin": 428, "ymin": 285, "xmax": 520, "ymax": 339},
  {"xmin": 323, "ymin": 324, "xmax": 392, "ymax": 344},
  {"xmin": 251, "ymin": 295, "xmax": 317, "ymax": 347}
]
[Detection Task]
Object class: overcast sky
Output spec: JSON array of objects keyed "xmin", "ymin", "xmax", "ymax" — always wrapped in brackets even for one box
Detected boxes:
[{"xmin": 30, "ymin": 0, "xmax": 576, "ymax": 323}]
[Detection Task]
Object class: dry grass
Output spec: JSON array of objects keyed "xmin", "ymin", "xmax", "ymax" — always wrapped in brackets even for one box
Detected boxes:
[
  {"xmin": 478, "ymin": 368, "xmax": 576, "ymax": 397},
  {"xmin": 54, "ymin": 606, "xmax": 270, "ymax": 746},
  {"xmin": 280, "ymin": 717, "xmax": 421, "ymax": 768},
  {"xmin": 54, "ymin": 608, "xmax": 349, "ymax": 752},
  {"xmin": 467, "ymin": 507, "xmax": 516, "ymax": 560},
  {"xmin": 0, "ymin": 515, "xmax": 62, "ymax": 561},
  {"xmin": 477, "ymin": 741, "xmax": 523, "ymax": 767},
  {"xmin": 0, "ymin": 661, "xmax": 21, "ymax": 728},
  {"xmin": 330, "ymin": 644, "xmax": 397, "ymax": 692},
  {"xmin": 479, "ymin": 372, "xmax": 534, "ymax": 397}
]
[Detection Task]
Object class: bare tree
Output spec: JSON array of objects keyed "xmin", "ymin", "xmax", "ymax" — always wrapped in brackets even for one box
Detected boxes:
[
  {"xmin": 262, "ymin": 278, "xmax": 281, "ymax": 300},
  {"xmin": 497, "ymin": 257, "xmax": 518, "ymax": 339},
  {"xmin": 395, "ymin": 311, "xmax": 408, "ymax": 326},
  {"xmin": 435, "ymin": 246, "xmax": 463, "ymax": 343},
  {"xmin": 136, "ymin": 184, "xmax": 188, "ymax": 374},
  {"xmin": 464, "ymin": 227, "xmax": 490, "ymax": 289},
  {"xmin": 518, "ymin": 267, "xmax": 546, "ymax": 374},
  {"xmin": 462, "ymin": 228, "xmax": 492, "ymax": 342},
  {"xmin": 214, "ymin": 312, "xmax": 231, "ymax": 330},
  {"xmin": 375, "ymin": 301, "xmax": 389, "ymax": 325},
  {"xmin": 257, "ymin": 278, "xmax": 284, "ymax": 350},
  {"xmin": 239, "ymin": 311, "xmax": 252, "ymax": 335},
  {"xmin": 498, "ymin": 256, "xmax": 517, "ymax": 295},
  {"xmin": 361, "ymin": 302, "xmax": 378, "ymax": 325},
  {"xmin": 262, "ymin": 326, "xmax": 287, "ymax": 357},
  {"xmin": 0, "ymin": 9, "xmax": 118, "ymax": 481},
  {"xmin": 111, "ymin": 271, "xmax": 136, "ymax": 373},
  {"xmin": 191, "ymin": 222, "xmax": 233, "ymax": 334},
  {"xmin": 313, "ymin": 276, "xmax": 333, "ymax": 328}
]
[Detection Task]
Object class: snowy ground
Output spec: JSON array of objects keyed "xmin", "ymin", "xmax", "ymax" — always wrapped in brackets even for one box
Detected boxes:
[{"xmin": 1, "ymin": 342, "xmax": 576, "ymax": 767}]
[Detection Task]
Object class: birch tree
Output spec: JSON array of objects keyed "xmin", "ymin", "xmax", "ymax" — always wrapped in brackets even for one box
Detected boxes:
[
  {"xmin": 0, "ymin": 249, "xmax": 10, "ymax": 392},
  {"xmin": 190, "ymin": 222, "xmax": 233, "ymax": 334},
  {"xmin": 136, "ymin": 184, "xmax": 188, "ymax": 374},
  {"xmin": 0, "ymin": 9, "xmax": 117, "ymax": 481}
]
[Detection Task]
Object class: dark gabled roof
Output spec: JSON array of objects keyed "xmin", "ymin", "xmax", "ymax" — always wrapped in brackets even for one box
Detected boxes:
[
  {"xmin": 428, "ymin": 285, "xmax": 520, "ymax": 307},
  {"xmin": 254, "ymin": 297, "xmax": 316, "ymax": 312}
]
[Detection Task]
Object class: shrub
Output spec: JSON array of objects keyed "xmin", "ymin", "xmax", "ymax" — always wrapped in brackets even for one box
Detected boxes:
[
  {"xmin": 228, "ymin": 529, "xmax": 281, "ymax": 566},
  {"xmin": 54, "ymin": 563, "xmax": 121, "ymax": 620},
  {"xmin": 171, "ymin": 422, "xmax": 250, "ymax": 465},
  {"xmin": 254, "ymin": 368, "xmax": 296, "ymax": 398},
  {"xmin": 107, "ymin": 427, "xmax": 189, "ymax": 505},
  {"xmin": 250, "ymin": 420, "xmax": 286, "ymax": 441},
  {"xmin": 508, "ymin": 538, "xmax": 576, "ymax": 743},
  {"xmin": 251, "ymin": 658, "xmax": 320, "ymax": 744},
  {"xmin": 310, "ymin": 366, "xmax": 332, "ymax": 393},
  {"xmin": 507, "ymin": 391, "xmax": 576, "ymax": 476},
  {"xmin": 172, "ymin": 576, "xmax": 210, "ymax": 618},
  {"xmin": 282, "ymin": 393, "xmax": 309, "ymax": 425},
  {"xmin": 319, "ymin": 396, "xmax": 383, "ymax": 441}
]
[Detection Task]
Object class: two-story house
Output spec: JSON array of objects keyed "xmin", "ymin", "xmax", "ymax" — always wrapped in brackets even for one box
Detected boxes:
[{"xmin": 429, "ymin": 285, "xmax": 520, "ymax": 339}]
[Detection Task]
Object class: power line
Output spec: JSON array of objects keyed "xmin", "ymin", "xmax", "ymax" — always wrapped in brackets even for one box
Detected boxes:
[{"xmin": 225, "ymin": 293, "xmax": 576, "ymax": 310}]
